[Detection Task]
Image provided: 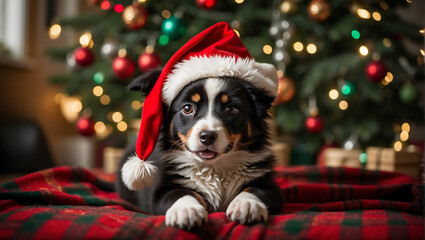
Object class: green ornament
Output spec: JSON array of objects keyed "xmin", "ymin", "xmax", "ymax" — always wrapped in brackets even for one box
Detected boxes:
[
  {"xmin": 161, "ymin": 16, "xmax": 187, "ymax": 40},
  {"xmin": 399, "ymin": 83, "xmax": 419, "ymax": 104}
]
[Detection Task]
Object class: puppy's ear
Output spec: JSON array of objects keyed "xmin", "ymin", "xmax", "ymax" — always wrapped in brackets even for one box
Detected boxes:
[
  {"xmin": 127, "ymin": 67, "xmax": 163, "ymax": 94},
  {"xmin": 248, "ymin": 86, "xmax": 275, "ymax": 120}
]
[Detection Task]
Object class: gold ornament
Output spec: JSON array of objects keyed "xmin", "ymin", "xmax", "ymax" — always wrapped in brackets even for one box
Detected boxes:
[
  {"xmin": 307, "ymin": 0, "xmax": 331, "ymax": 21},
  {"xmin": 274, "ymin": 76, "xmax": 295, "ymax": 105},
  {"xmin": 280, "ymin": 0, "xmax": 298, "ymax": 15},
  {"xmin": 122, "ymin": 4, "xmax": 148, "ymax": 30}
]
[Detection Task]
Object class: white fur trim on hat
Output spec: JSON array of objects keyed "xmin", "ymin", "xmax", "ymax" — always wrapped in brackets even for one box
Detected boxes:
[
  {"xmin": 162, "ymin": 56, "xmax": 278, "ymax": 105},
  {"xmin": 121, "ymin": 155, "xmax": 157, "ymax": 190}
]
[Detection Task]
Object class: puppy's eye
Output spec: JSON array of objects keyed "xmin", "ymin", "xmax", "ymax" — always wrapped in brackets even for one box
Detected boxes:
[
  {"xmin": 225, "ymin": 105, "xmax": 239, "ymax": 115},
  {"xmin": 182, "ymin": 104, "xmax": 194, "ymax": 115}
]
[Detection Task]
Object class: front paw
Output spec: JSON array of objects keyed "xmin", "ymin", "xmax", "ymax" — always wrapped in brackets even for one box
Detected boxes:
[
  {"xmin": 226, "ymin": 192, "xmax": 268, "ymax": 225},
  {"xmin": 165, "ymin": 195, "xmax": 208, "ymax": 230}
]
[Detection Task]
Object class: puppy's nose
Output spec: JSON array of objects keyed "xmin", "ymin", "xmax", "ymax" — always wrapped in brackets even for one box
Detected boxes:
[{"xmin": 199, "ymin": 130, "xmax": 217, "ymax": 146}]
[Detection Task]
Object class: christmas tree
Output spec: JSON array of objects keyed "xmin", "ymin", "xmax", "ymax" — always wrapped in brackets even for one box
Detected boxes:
[{"xmin": 47, "ymin": 0, "xmax": 423, "ymax": 163}]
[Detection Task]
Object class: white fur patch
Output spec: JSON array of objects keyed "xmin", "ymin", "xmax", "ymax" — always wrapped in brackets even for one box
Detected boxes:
[
  {"xmin": 165, "ymin": 195, "xmax": 208, "ymax": 230},
  {"xmin": 226, "ymin": 191, "xmax": 268, "ymax": 224},
  {"xmin": 121, "ymin": 155, "xmax": 157, "ymax": 190},
  {"xmin": 163, "ymin": 149, "xmax": 272, "ymax": 211},
  {"xmin": 162, "ymin": 56, "xmax": 278, "ymax": 105}
]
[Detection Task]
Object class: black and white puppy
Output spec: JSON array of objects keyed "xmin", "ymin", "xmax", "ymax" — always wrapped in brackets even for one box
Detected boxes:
[{"xmin": 116, "ymin": 68, "xmax": 282, "ymax": 230}]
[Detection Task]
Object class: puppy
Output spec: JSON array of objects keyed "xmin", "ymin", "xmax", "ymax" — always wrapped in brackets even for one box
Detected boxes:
[{"xmin": 116, "ymin": 67, "xmax": 282, "ymax": 230}]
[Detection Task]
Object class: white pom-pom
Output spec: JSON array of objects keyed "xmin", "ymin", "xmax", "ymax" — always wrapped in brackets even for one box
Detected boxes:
[{"xmin": 121, "ymin": 155, "xmax": 157, "ymax": 190}]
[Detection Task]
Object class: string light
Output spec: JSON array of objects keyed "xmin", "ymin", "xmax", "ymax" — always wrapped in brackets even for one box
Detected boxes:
[
  {"xmin": 401, "ymin": 123, "xmax": 410, "ymax": 132},
  {"xmin": 293, "ymin": 42, "xmax": 303, "ymax": 52},
  {"xmin": 117, "ymin": 121, "xmax": 128, "ymax": 132},
  {"xmin": 60, "ymin": 96, "xmax": 82, "ymax": 122},
  {"xmin": 118, "ymin": 49, "xmax": 127, "ymax": 57},
  {"xmin": 100, "ymin": 1, "xmax": 111, "ymax": 10},
  {"xmin": 380, "ymin": 1, "xmax": 389, "ymax": 10},
  {"xmin": 162, "ymin": 10, "xmax": 171, "ymax": 18},
  {"xmin": 93, "ymin": 86, "xmax": 103, "ymax": 97},
  {"xmin": 138, "ymin": 0, "xmax": 147, "ymax": 3},
  {"xmin": 384, "ymin": 72, "xmax": 393, "ymax": 83},
  {"xmin": 112, "ymin": 112, "xmax": 123, "ymax": 122},
  {"xmin": 359, "ymin": 152, "xmax": 367, "ymax": 164},
  {"xmin": 235, "ymin": 0, "xmax": 244, "ymax": 4},
  {"xmin": 131, "ymin": 100, "xmax": 143, "ymax": 110},
  {"xmin": 359, "ymin": 46, "xmax": 369, "ymax": 56},
  {"xmin": 341, "ymin": 82, "xmax": 354, "ymax": 96},
  {"xmin": 263, "ymin": 45, "xmax": 272, "ymax": 55},
  {"xmin": 79, "ymin": 32, "xmax": 92, "ymax": 47},
  {"xmin": 95, "ymin": 121, "xmax": 106, "ymax": 133},
  {"xmin": 158, "ymin": 35, "xmax": 169, "ymax": 45},
  {"xmin": 93, "ymin": 72, "xmax": 104, "ymax": 84},
  {"xmin": 420, "ymin": 29, "xmax": 425, "ymax": 35},
  {"xmin": 383, "ymin": 38, "xmax": 392, "ymax": 47},
  {"xmin": 114, "ymin": 4, "xmax": 124, "ymax": 13},
  {"xmin": 357, "ymin": 9, "xmax": 371, "ymax": 19},
  {"xmin": 329, "ymin": 89, "xmax": 339, "ymax": 100},
  {"xmin": 306, "ymin": 44, "xmax": 317, "ymax": 54},
  {"xmin": 394, "ymin": 141, "xmax": 402, "ymax": 151},
  {"xmin": 351, "ymin": 30, "xmax": 360, "ymax": 39},
  {"xmin": 54, "ymin": 93, "xmax": 64, "ymax": 104},
  {"xmin": 372, "ymin": 12, "xmax": 381, "ymax": 21},
  {"xmin": 420, "ymin": 49, "xmax": 425, "ymax": 56},
  {"xmin": 49, "ymin": 24, "xmax": 62, "ymax": 39},
  {"xmin": 339, "ymin": 100, "xmax": 348, "ymax": 110},
  {"xmin": 400, "ymin": 131, "xmax": 409, "ymax": 141},
  {"xmin": 100, "ymin": 95, "xmax": 111, "ymax": 105}
]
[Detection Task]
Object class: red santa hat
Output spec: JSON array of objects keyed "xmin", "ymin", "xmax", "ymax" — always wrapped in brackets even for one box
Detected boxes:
[{"xmin": 122, "ymin": 22, "xmax": 278, "ymax": 190}]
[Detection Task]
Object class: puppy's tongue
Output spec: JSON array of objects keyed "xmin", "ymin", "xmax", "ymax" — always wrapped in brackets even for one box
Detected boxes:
[{"xmin": 197, "ymin": 150, "xmax": 217, "ymax": 159}]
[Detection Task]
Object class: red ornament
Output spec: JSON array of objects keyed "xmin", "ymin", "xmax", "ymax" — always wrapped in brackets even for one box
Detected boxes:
[
  {"xmin": 74, "ymin": 47, "xmax": 94, "ymax": 67},
  {"xmin": 138, "ymin": 52, "xmax": 161, "ymax": 72},
  {"xmin": 305, "ymin": 115, "xmax": 324, "ymax": 134},
  {"xmin": 112, "ymin": 56, "xmax": 136, "ymax": 79},
  {"xmin": 196, "ymin": 0, "xmax": 218, "ymax": 10},
  {"xmin": 77, "ymin": 116, "xmax": 95, "ymax": 137},
  {"xmin": 365, "ymin": 60, "xmax": 387, "ymax": 82}
]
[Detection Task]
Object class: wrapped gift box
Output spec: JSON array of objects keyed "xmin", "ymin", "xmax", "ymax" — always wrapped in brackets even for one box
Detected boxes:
[
  {"xmin": 366, "ymin": 147, "xmax": 421, "ymax": 179},
  {"xmin": 321, "ymin": 148, "xmax": 363, "ymax": 168}
]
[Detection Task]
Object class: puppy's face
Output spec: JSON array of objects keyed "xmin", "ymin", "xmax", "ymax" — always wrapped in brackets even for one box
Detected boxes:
[{"xmin": 164, "ymin": 77, "xmax": 269, "ymax": 164}]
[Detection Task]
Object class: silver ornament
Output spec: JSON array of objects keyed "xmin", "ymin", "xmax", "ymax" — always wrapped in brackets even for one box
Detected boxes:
[{"xmin": 101, "ymin": 41, "xmax": 118, "ymax": 60}]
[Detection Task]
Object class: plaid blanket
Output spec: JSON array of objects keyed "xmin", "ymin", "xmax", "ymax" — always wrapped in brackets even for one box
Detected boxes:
[{"xmin": 0, "ymin": 166, "xmax": 423, "ymax": 239}]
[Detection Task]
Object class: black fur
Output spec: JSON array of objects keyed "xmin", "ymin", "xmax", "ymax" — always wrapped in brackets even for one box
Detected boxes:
[{"xmin": 116, "ymin": 75, "xmax": 282, "ymax": 221}]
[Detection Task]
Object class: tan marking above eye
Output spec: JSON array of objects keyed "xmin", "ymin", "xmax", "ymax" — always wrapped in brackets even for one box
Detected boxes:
[
  {"xmin": 247, "ymin": 122, "xmax": 252, "ymax": 138},
  {"xmin": 221, "ymin": 94, "xmax": 228, "ymax": 103},
  {"xmin": 191, "ymin": 93, "xmax": 201, "ymax": 103}
]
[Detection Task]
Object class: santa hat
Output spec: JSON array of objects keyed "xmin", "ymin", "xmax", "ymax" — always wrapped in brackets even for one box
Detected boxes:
[{"xmin": 122, "ymin": 22, "xmax": 278, "ymax": 190}]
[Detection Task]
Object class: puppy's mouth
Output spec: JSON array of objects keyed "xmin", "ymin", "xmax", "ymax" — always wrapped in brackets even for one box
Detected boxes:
[{"xmin": 196, "ymin": 150, "xmax": 218, "ymax": 160}]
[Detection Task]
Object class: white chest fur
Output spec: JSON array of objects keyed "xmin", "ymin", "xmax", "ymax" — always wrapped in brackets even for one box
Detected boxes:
[{"xmin": 164, "ymin": 150, "xmax": 271, "ymax": 211}]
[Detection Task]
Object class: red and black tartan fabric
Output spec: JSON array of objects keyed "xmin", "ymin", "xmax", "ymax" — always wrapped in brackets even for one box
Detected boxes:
[{"xmin": 0, "ymin": 166, "xmax": 423, "ymax": 239}]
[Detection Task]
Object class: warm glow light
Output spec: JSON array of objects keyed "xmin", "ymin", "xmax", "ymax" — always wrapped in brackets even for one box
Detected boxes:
[
  {"xmin": 131, "ymin": 100, "xmax": 143, "ymax": 110},
  {"xmin": 79, "ymin": 32, "xmax": 92, "ymax": 47},
  {"xmin": 383, "ymin": 38, "xmax": 392, "ymax": 47},
  {"xmin": 60, "ymin": 96, "xmax": 82, "ymax": 122},
  {"xmin": 234, "ymin": 30, "xmax": 240, "ymax": 37},
  {"xmin": 138, "ymin": 0, "xmax": 147, "ymax": 3},
  {"xmin": 306, "ymin": 44, "xmax": 317, "ymax": 54},
  {"xmin": 112, "ymin": 112, "xmax": 123, "ymax": 123},
  {"xmin": 372, "ymin": 12, "xmax": 381, "ymax": 21},
  {"xmin": 420, "ymin": 49, "xmax": 425, "ymax": 56},
  {"xmin": 359, "ymin": 46, "xmax": 369, "ymax": 56},
  {"xmin": 329, "ymin": 89, "xmax": 339, "ymax": 100},
  {"xmin": 49, "ymin": 24, "xmax": 62, "ymax": 39},
  {"xmin": 100, "ymin": 95, "xmax": 110, "ymax": 105},
  {"xmin": 117, "ymin": 121, "xmax": 128, "ymax": 132},
  {"xmin": 400, "ymin": 131, "xmax": 409, "ymax": 141},
  {"xmin": 357, "ymin": 8, "xmax": 371, "ymax": 19},
  {"xmin": 401, "ymin": 123, "xmax": 410, "ymax": 132},
  {"xmin": 93, "ymin": 86, "xmax": 103, "ymax": 97},
  {"xmin": 162, "ymin": 10, "xmax": 171, "ymax": 18},
  {"xmin": 95, "ymin": 121, "xmax": 106, "ymax": 133},
  {"xmin": 293, "ymin": 42, "xmax": 303, "ymax": 52},
  {"xmin": 339, "ymin": 100, "xmax": 348, "ymax": 110},
  {"xmin": 263, "ymin": 45, "xmax": 272, "ymax": 55},
  {"xmin": 118, "ymin": 49, "xmax": 127, "ymax": 57},
  {"xmin": 380, "ymin": 1, "xmax": 389, "ymax": 10},
  {"xmin": 235, "ymin": 0, "xmax": 244, "ymax": 4},
  {"xmin": 54, "ymin": 93, "xmax": 64, "ymax": 104},
  {"xmin": 384, "ymin": 72, "xmax": 393, "ymax": 83},
  {"xmin": 394, "ymin": 141, "xmax": 402, "ymax": 151},
  {"xmin": 420, "ymin": 29, "xmax": 425, "ymax": 35}
]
